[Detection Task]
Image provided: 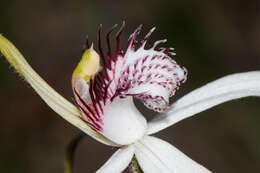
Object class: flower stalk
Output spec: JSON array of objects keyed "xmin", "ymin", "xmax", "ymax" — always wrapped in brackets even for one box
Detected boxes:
[{"xmin": 65, "ymin": 133, "xmax": 86, "ymax": 173}]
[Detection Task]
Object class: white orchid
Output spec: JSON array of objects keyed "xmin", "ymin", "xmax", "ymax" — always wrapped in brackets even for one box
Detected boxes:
[{"xmin": 1, "ymin": 23, "xmax": 260, "ymax": 173}]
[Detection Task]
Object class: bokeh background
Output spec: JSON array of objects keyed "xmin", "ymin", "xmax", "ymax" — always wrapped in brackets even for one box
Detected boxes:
[{"xmin": 0, "ymin": 0, "xmax": 260, "ymax": 172}]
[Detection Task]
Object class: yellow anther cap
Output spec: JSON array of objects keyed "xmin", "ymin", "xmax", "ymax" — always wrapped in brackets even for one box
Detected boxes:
[{"xmin": 72, "ymin": 45, "xmax": 100, "ymax": 85}]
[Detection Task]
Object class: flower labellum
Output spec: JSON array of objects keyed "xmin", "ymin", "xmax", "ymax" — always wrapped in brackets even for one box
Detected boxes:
[{"xmin": 71, "ymin": 24, "xmax": 187, "ymax": 145}]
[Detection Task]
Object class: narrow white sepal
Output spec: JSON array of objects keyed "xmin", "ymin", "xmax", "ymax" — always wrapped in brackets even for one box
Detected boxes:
[
  {"xmin": 135, "ymin": 136, "xmax": 211, "ymax": 173},
  {"xmin": 147, "ymin": 71, "xmax": 260, "ymax": 134},
  {"xmin": 0, "ymin": 35, "xmax": 116, "ymax": 146},
  {"xmin": 96, "ymin": 145, "xmax": 135, "ymax": 173}
]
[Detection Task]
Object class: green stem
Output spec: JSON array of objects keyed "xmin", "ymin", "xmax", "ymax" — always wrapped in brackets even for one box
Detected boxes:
[
  {"xmin": 65, "ymin": 133, "xmax": 86, "ymax": 173},
  {"xmin": 128, "ymin": 156, "xmax": 143, "ymax": 173}
]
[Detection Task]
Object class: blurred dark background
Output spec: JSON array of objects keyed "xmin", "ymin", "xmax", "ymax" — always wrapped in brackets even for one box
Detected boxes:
[{"xmin": 0, "ymin": 0, "xmax": 260, "ymax": 172}]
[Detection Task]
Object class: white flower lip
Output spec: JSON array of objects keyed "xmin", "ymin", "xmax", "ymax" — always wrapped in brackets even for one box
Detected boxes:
[
  {"xmin": 100, "ymin": 97, "xmax": 147, "ymax": 145},
  {"xmin": 71, "ymin": 23, "xmax": 187, "ymax": 145},
  {"xmin": 1, "ymin": 23, "xmax": 260, "ymax": 173}
]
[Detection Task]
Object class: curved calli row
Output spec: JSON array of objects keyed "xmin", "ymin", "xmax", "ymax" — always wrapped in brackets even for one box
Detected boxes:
[{"xmin": 1, "ymin": 23, "xmax": 260, "ymax": 173}]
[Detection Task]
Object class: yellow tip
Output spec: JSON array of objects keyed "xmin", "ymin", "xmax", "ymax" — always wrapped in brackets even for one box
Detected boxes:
[{"xmin": 72, "ymin": 46, "xmax": 100, "ymax": 85}]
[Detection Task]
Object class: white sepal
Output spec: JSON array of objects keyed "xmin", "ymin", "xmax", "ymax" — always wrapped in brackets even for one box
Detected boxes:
[
  {"xmin": 96, "ymin": 145, "xmax": 135, "ymax": 173},
  {"xmin": 135, "ymin": 136, "xmax": 211, "ymax": 173},
  {"xmin": 147, "ymin": 71, "xmax": 260, "ymax": 134},
  {"xmin": 0, "ymin": 35, "xmax": 116, "ymax": 146}
]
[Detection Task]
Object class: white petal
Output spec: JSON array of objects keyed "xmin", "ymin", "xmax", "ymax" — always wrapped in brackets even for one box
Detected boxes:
[
  {"xmin": 147, "ymin": 71, "xmax": 260, "ymax": 134},
  {"xmin": 0, "ymin": 35, "xmax": 116, "ymax": 146},
  {"xmin": 135, "ymin": 136, "xmax": 211, "ymax": 173},
  {"xmin": 96, "ymin": 145, "xmax": 134, "ymax": 173}
]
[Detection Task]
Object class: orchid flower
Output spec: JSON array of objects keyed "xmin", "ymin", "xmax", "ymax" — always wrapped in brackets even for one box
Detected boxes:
[{"xmin": 1, "ymin": 23, "xmax": 260, "ymax": 173}]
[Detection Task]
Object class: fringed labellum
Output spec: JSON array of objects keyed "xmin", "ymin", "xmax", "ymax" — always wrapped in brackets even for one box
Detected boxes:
[{"xmin": 72, "ymin": 23, "xmax": 187, "ymax": 145}]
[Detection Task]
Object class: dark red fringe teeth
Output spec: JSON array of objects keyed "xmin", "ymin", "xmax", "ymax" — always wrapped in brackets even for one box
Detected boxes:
[{"xmin": 73, "ymin": 22, "xmax": 187, "ymax": 132}]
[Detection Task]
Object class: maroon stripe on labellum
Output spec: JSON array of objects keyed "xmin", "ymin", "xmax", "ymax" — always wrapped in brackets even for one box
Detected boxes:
[
  {"xmin": 98, "ymin": 25, "xmax": 111, "ymax": 81},
  {"xmin": 94, "ymin": 78, "xmax": 104, "ymax": 94},
  {"xmin": 106, "ymin": 24, "xmax": 118, "ymax": 69},
  {"xmin": 75, "ymin": 101, "xmax": 97, "ymax": 126},
  {"xmin": 98, "ymin": 25, "xmax": 106, "ymax": 67},
  {"xmin": 93, "ymin": 78, "xmax": 104, "ymax": 114},
  {"xmin": 89, "ymin": 79, "xmax": 101, "ymax": 118},
  {"xmin": 103, "ymin": 80, "xmax": 113, "ymax": 105},
  {"xmin": 115, "ymin": 21, "xmax": 125, "ymax": 61},
  {"xmin": 96, "ymin": 75, "xmax": 106, "ymax": 91},
  {"xmin": 158, "ymin": 47, "xmax": 176, "ymax": 56},
  {"xmin": 79, "ymin": 116, "xmax": 102, "ymax": 132},
  {"xmin": 127, "ymin": 25, "xmax": 142, "ymax": 51},
  {"xmin": 98, "ymin": 71, "xmax": 108, "ymax": 86},
  {"xmin": 150, "ymin": 39, "xmax": 167, "ymax": 49},
  {"xmin": 140, "ymin": 27, "xmax": 156, "ymax": 48},
  {"xmin": 74, "ymin": 88, "xmax": 100, "ymax": 122},
  {"xmin": 142, "ymin": 55, "xmax": 149, "ymax": 64},
  {"xmin": 74, "ymin": 87, "xmax": 104, "ymax": 130},
  {"xmin": 75, "ymin": 98, "xmax": 103, "ymax": 131}
]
